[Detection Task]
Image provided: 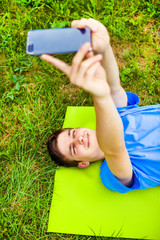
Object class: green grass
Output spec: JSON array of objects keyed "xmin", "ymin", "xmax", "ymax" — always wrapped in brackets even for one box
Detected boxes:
[{"xmin": 0, "ymin": 0, "xmax": 160, "ymax": 239}]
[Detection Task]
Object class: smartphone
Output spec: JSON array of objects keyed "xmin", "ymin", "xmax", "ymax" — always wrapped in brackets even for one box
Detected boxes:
[{"xmin": 26, "ymin": 27, "xmax": 91, "ymax": 55}]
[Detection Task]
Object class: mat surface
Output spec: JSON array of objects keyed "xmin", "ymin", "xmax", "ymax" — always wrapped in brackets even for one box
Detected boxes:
[{"xmin": 48, "ymin": 106, "xmax": 160, "ymax": 239}]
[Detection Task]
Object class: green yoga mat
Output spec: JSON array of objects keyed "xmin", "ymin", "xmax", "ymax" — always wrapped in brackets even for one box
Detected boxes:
[{"xmin": 48, "ymin": 106, "xmax": 160, "ymax": 239}]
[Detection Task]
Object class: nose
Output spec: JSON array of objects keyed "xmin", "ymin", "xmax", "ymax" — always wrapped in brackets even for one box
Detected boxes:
[{"xmin": 74, "ymin": 135, "xmax": 83, "ymax": 145}]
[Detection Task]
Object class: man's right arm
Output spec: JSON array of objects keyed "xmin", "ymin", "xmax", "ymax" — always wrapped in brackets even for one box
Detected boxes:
[
  {"xmin": 101, "ymin": 45, "xmax": 127, "ymax": 108},
  {"xmin": 93, "ymin": 93, "xmax": 133, "ymax": 187}
]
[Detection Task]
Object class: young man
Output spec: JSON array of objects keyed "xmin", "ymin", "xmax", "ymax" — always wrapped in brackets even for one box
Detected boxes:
[{"xmin": 41, "ymin": 18, "xmax": 160, "ymax": 193}]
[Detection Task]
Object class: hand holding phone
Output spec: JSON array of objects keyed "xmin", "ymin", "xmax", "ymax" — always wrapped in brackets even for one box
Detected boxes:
[
  {"xmin": 41, "ymin": 42, "xmax": 108, "ymax": 98},
  {"xmin": 71, "ymin": 18, "xmax": 110, "ymax": 54},
  {"xmin": 26, "ymin": 27, "xmax": 91, "ymax": 55}
]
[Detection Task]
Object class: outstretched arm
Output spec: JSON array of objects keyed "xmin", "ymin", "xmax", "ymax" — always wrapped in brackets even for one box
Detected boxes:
[
  {"xmin": 101, "ymin": 45, "xmax": 127, "ymax": 107},
  {"xmin": 41, "ymin": 43, "xmax": 133, "ymax": 187},
  {"xmin": 71, "ymin": 18, "xmax": 127, "ymax": 108}
]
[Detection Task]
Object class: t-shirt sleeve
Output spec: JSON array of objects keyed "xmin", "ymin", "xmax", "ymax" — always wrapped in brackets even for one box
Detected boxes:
[
  {"xmin": 100, "ymin": 160, "xmax": 141, "ymax": 193},
  {"xmin": 117, "ymin": 92, "xmax": 139, "ymax": 114}
]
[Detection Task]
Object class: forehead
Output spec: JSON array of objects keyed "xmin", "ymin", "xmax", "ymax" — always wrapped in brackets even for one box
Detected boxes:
[{"xmin": 57, "ymin": 129, "xmax": 70, "ymax": 159}]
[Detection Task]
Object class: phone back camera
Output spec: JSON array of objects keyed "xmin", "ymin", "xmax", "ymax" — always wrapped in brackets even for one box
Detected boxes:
[
  {"xmin": 80, "ymin": 29, "xmax": 86, "ymax": 34},
  {"xmin": 28, "ymin": 44, "xmax": 34, "ymax": 52}
]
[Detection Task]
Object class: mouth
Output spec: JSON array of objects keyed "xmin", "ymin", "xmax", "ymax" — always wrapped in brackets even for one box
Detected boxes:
[{"xmin": 87, "ymin": 133, "xmax": 90, "ymax": 148}]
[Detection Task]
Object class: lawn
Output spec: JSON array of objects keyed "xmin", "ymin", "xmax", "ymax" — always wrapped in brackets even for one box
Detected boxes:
[{"xmin": 1, "ymin": 0, "xmax": 159, "ymax": 239}]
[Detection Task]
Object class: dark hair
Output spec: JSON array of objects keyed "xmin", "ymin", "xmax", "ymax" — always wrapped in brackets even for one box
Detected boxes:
[{"xmin": 47, "ymin": 128, "xmax": 81, "ymax": 167}]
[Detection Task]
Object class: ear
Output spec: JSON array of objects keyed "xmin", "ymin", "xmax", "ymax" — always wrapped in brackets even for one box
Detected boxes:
[{"xmin": 78, "ymin": 161, "xmax": 90, "ymax": 169}]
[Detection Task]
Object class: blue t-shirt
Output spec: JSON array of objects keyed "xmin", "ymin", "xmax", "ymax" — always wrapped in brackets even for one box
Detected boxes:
[{"xmin": 100, "ymin": 92, "xmax": 160, "ymax": 193}]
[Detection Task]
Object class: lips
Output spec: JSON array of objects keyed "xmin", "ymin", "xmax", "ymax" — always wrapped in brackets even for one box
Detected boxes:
[{"xmin": 87, "ymin": 133, "xmax": 90, "ymax": 148}]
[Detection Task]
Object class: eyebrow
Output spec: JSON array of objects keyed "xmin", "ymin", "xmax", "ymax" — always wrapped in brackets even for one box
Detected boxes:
[
  {"xmin": 68, "ymin": 129, "xmax": 72, "ymax": 157},
  {"xmin": 68, "ymin": 129, "xmax": 71, "ymax": 136}
]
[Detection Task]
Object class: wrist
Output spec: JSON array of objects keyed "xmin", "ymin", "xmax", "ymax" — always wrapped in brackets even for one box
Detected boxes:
[
  {"xmin": 91, "ymin": 80, "xmax": 111, "ymax": 101},
  {"xmin": 93, "ymin": 90, "xmax": 111, "ymax": 105},
  {"xmin": 93, "ymin": 40, "xmax": 111, "ymax": 55},
  {"xmin": 102, "ymin": 43, "xmax": 112, "ymax": 56}
]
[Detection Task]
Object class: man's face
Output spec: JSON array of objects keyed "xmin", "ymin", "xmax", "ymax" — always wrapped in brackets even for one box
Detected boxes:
[{"xmin": 57, "ymin": 128, "xmax": 104, "ymax": 167}]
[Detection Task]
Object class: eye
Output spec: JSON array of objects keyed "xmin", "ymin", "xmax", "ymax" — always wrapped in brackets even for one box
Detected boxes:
[
  {"xmin": 72, "ymin": 144, "xmax": 76, "ymax": 155},
  {"xmin": 72, "ymin": 130, "xmax": 76, "ymax": 138}
]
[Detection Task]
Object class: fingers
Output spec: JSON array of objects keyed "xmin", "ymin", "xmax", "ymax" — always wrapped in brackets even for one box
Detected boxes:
[
  {"xmin": 71, "ymin": 54, "xmax": 102, "ymax": 85},
  {"xmin": 71, "ymin": 18, "xmax": 97, "ymax": 32},
  {"xmin": 70, "ymin": 43, "xmax": 102, "ymax": 86},
  {"xmin": 74, "ymin": 61, "xmax": 102, "ymax": 94},
  {"xmin": 41, "ymin": 54, "xmax": 70, "ymax": 76},
  {"xmin": 83, "ymin": 62, "xmax": 100, "ymax": 88},
  {"xmin": 41, "ymin": 42, "xmax": 92, "ymax": 77},
  {"xmin": 70, "ymin": 42, "xmax": 91, "ymax": 78},
  {"xmin": 83, "ymin": 61, "xmax": 101, "ymax": 83},
  {"xmin": 41, "ymin": 42, "xmax": 103, "ymax": 93},
  {"xmin": 85, "ymin": 51, "xmax": 94, "ymax": 59}
]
